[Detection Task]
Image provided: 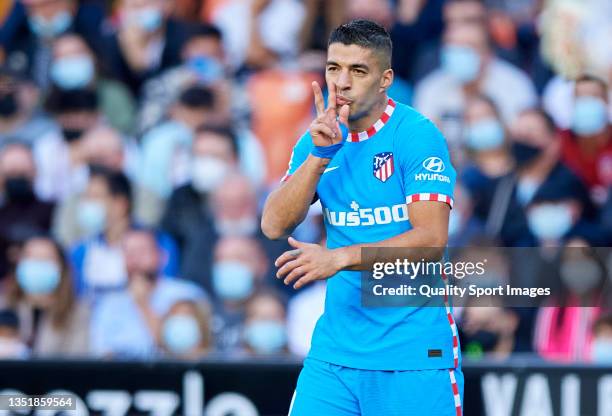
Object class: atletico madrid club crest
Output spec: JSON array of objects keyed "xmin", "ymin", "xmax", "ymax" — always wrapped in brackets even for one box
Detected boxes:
[{"xmin": 373, "ymin": 152, "xmax": 394, "ymax": 182}]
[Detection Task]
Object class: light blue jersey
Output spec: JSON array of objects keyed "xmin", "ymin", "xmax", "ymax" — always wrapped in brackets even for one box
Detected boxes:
[{"xmin": 283, "ymin": 99, "xmax": 460, "ymax": 371}]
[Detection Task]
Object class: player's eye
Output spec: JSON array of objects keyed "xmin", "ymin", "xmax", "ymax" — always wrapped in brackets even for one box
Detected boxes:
[
  {"xmin": 353, "ymin": 69, "xmax": 366, "ymax": 75},
  {"xmin": 327, "ymin": 66, "xmax": 338, "ymax": 72}
]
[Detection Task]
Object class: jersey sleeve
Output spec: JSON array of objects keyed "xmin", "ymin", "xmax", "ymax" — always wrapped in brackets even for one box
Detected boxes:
[
  {"xmin": 396, "ymin": 116, "xmax": 456, "ymax": 208},
  {"xmin": 280, "ymin": 131, "xmax": 313, "ymax": 183}
]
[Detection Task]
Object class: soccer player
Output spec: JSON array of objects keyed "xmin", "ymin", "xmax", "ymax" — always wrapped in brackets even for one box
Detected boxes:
[{"xmin": 261, "ymin": 19, "xmax": 463, "ymax": 416}]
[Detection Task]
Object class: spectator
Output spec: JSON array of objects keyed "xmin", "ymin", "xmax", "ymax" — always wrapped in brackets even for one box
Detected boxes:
[
  {"xmin": 0, "ymin": 0, "xmax": 105, "ymax": 90},
  {"xmin": 160, "ymin": 297, "xmax": 212, "ymax": 358},
  {"xmin": 212, "ymin": 0, "xmax": 306, "ymax": 71},
  {"xmin": 534, "ymin": 241, "xmax": 607, "ymax": 362},
  {"xmin": 34, "ymin": 88, "xmax": 100, "ymax": 201},
  {"xmin": 414, "ymin": 21, "xmax": 536, "ymax": 144},
  {"xmin": 160, "ymin": 127, "xmax": 240, "ymax": 286},
  {"xmin": 0, "ymin": 309, "xmax": 29, "ymax": 358},
  {"xmin": 510, "ymin": 109, "xmax": 578, "ymax": 207},
  {"xmin": 0, "ymin": 143, "xmax": 54, "ymax": 280},
  {"xmin": 459, "ymin": 296, "xmax": 519, "ymax": 360},
  {"xmin": 0, "ymin": 65, "xmax": 57, "ymax": 145},
  {"xmin": 286, "ymin": 281, "xmax": 325, "ymax": 357},
  {"xmin": 459, "ymin": 95, "xmax": 529, "ymax": 245},
  {"xmin": 138, "ymin": 24, "xmax": 231, "ymax": 134},
  {"xmin": 102, "ymin": 0, "xmax": 189, "ymax": 94},
  {"xmin": 210, "ymin": 236, "xmax": 269, "ymax": 354},
  {"xmin": 90, "ymin": 227, "xmax": 205, "ymax": 357},
  {"xmin": 52, "ymin": 126, "xmax": 139, "ymax": 247},
  {"xmin": 137, "ymin": 85, "xmax": 216, "ymax": 224},
  {"xmin": 559, "ymin": 75, "xmax": 612, "ymax": 200},
  {"xmin": 50, "ymin": 34, "xmax": 136, "ymax": 133},
  {"xmin": 591, "ymin": 313, "xmax": 612, "ymax": 364},
  {"xmin": 1, "ymin": 236, "xmax": 90, "ymax": 356},
  {"xmin": 243, "ymin": 290, "xmax": 289, "ymax": 356},
  {"xmin": 525, "ymin": 181, "xmax": 604, "ymax": 247},
  {"xmin": 70, "ymin": 167, "xmax": 179, "ymax": 295}
]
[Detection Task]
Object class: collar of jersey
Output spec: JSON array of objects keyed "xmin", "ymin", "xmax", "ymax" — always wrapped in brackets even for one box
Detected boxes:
[{"xmin": 346, "ymin": 98, "xmax": 396, "ymax": 143}]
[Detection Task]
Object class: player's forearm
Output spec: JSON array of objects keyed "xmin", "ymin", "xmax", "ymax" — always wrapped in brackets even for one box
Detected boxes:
[
  {"xmin": 261, "ymin": 155, "xmax": 329, "ymax": 239},
  {"xmin": 333, "ymin": 226, "xmax": 447, "ymax": 271}
]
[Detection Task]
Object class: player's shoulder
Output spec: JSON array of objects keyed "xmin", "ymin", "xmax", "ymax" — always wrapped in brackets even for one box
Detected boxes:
[{"xmin": 390, "ymin": 100, "xmax": 445, "ymax": 142}]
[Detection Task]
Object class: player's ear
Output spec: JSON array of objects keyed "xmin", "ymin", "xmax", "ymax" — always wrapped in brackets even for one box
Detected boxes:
[{"xmin": 379, "ymin": 68, "xmax": 393, "ymax": 93}]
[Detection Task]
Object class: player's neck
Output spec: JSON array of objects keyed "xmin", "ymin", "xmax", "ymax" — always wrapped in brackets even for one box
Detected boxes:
[{"xmin": 348, "ymin": 95, "xmax": 389, "ymax": 132}]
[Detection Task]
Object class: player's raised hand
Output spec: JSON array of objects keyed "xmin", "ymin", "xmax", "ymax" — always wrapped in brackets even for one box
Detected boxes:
[
  {"xmin": 310, "ymin": 81, "xmax": 350, "ymax": 147},
  {"xmin": 275, "ymin": 237, "xmax": 344, "ymax": 289}
]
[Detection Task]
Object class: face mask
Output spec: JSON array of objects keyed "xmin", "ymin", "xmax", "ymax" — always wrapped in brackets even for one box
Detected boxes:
[
  {"xmin": 591, "ymin": 339, "xmax": 612, "ymax": 363},
  {"xmin": 0, "ymin": 92, "xmax": 18, "ymax": 118},
  {"xmin": 62, "ymin": 128, "xmax": 86, "ymax": 143},
  {"xmin": 214, "ymin": 216, "xmax": 258, "ymax": 237},
  {"xmin": 465, "ymin": 118, "xmax": 505, "ymax": 151},
  {"xmin": 512, "ymin": 141, "xmax": 542, "ymax": 166},
  {"xmin": 132, "ymin": 8, "xmax": 163, "ymax": 32},
  {"xmin": 29, "ymin": 11, "xmax": 72, "ymax": 38},
  {"xmin": 244, "ymin": 320, "xmax": 287, "ymax": 354},
  {"xmin": 50, "ymin": 55, "xmax": 95, "ymax": 90},
  {"xmin": 77, "ymin": 199, "xmax": 107, "ymax": 235},
  {"xmin": 441, "ymin": 45, "xmax": 481, "ymax": 84},
  {"xmin": 527, "ymin": 203, "xmax": 573, "ymax": 241},
  {"xmin": 560, "ymin": 259, "xmax": 601, "ymax": 295},
  {"xmin": 187, "ymin": 56, "xmax": 224, "ymax": 84},
  {"xmin": 572, "ymin": 96, "xmax": 608, "ymax": 136},
  {"xmin": 463, "ymin": 329, "xmax": 499, "ymax": 355},
  {"xmin": 16, "ymin": 259, "xmax": 61, "ymax": 295},
  {"xmin": 4, "ymin": 176, "xmax": 34, "ymax": 202},
  {"xmin": 212, "ymin": 260, "xmax": 254, "ymax": 301},
  {"xmin": 191, "ymin": 156, "xmax": 230, "ymax": 193},
  {"xmin": 162, "ymin": 314, "xmax": 202, "ymax": 354},
  {"xmin": 0, "ymin": 337, "xmax": 29, "ymax": 359}
]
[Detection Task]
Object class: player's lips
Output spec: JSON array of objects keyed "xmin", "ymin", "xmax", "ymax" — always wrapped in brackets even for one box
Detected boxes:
[{"xmin": 336, "ymin": 97, "xmax": 352, "ymax": 106}]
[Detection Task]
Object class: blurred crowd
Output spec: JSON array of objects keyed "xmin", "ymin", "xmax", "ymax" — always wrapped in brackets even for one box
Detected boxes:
[{"xmin": 0, "ymin": 0, "xmax": 610, "ymax": 364}]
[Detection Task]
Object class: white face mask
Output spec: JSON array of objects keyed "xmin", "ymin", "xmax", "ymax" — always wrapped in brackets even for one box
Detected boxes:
[
  {"xmin": 591, "ymin": 338, "xmax": 612, "ymax": 363},
  {"xmin": 190, "ymin": 156, "xmax": 230, "ymax": 193},
  {"xmin": 560, "ymin": 259, "xmax": 601, "ymax": 295}
]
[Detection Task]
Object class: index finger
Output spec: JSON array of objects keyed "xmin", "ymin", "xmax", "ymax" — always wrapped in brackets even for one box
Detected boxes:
[{"xmin": 312, "ymin": 81, "xmax": 325, "ymax": 116}]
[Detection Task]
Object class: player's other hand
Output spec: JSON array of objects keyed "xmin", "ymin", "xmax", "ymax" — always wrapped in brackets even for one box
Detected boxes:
[
  {"xmin": 275, "ymin": 237, "xmax": 343, "ymax": 289},
  {"xmin": 309, "ymin": 81, "xmax": 350, "ymax": 147}
]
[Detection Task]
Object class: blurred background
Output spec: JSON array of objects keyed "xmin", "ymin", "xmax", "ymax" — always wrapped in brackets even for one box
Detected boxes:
[{"xmin": 0, "ymin": 0, "xmax": 611, "ymax": 414}]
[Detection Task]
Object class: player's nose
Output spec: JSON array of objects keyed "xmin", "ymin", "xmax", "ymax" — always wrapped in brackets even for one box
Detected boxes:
[{"xmin": 335, "ymin": 71, "xmax": 351, "ymax": 90}]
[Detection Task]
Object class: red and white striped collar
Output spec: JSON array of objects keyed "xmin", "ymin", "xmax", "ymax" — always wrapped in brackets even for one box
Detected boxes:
[{"xmin": 346, "ymin": 98, "xmax": 396, "ymax": 143}]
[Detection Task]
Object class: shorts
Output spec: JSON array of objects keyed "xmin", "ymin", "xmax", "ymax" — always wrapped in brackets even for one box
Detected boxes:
[{"xmin": 288, "ymin": 357, "xmax": 464, "ymax": 416}]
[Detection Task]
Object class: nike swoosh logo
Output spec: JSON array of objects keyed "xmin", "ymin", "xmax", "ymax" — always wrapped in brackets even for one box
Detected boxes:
[{"xmin": 323, "ymin": 166, "xmax": 340, "ymax": 173}]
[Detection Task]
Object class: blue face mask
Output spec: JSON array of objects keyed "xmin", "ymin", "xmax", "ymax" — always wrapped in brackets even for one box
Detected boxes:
[
  {"xmin": 212, "ymin": 261, "xmax": 254, "ymax": 301},
  {"xmin": 162, "ymin": 314, "xmax": 202, "ymax": 354},
  {"xmin": 29, "ymin": 11, "xmax": 72, "ymax": 38},
  {"xmin": 135, "ymin": 8, "xmax": 163, "ymax": 32},
  {"xmin": 244, "ymin": 320, "xmax": 287, "ymax": 354},
  {"xmin": 465, "ymin": 118, "xmax": 505, "ymax": 151},
  {"xmin": 441, "ymin": 45, "xmax": 481, "ymax": 84},
  {"xmin": 572, "ymin": 96, "xmax": 608, "ymax": 136},
  {"xmin": 77, "ymin": 199, "xmax": 107, "ymax": 235},
  {"xmin": 16, "ymin": 259, "xmax": 61, "ymax": 295},
  {"xmin": 591, "ymin": 339, "xmax": 612, "ymax": 363},
  {"xmin": 187, "ymin": 56, "xmax": 224, "ymax": 84},
  {"xmin": 50, "ymin": 55, "xmax": 95, "ymax": 90},
  {"xmin": 527, "ymin": 203, "xmax": 573, "ymax": 240}
]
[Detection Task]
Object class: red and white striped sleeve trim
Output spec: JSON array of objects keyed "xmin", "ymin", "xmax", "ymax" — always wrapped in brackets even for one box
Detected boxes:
[{"xmin": 405, "ymin": 193, "xmax": 454, "ymax": 208}]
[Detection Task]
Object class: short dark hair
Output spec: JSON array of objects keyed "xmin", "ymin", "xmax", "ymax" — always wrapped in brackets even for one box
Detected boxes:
[
  {"xmin": 45, "ymin": 88, "xmax": 98, "ymax": 114},
  {"xmin": 186, "ymin": 23, "xmax": 223, "ymax": 42},
  {"xmin": 194, "ymin": 124, "xmax": 239, "ymax": 158},
  {"xmin": 328, "ymin": 19, "xmax": 392, "ymax": 69},
  {"xmin": 89, "ymin": 165, "xmax": 132, "ymax": 212}
]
